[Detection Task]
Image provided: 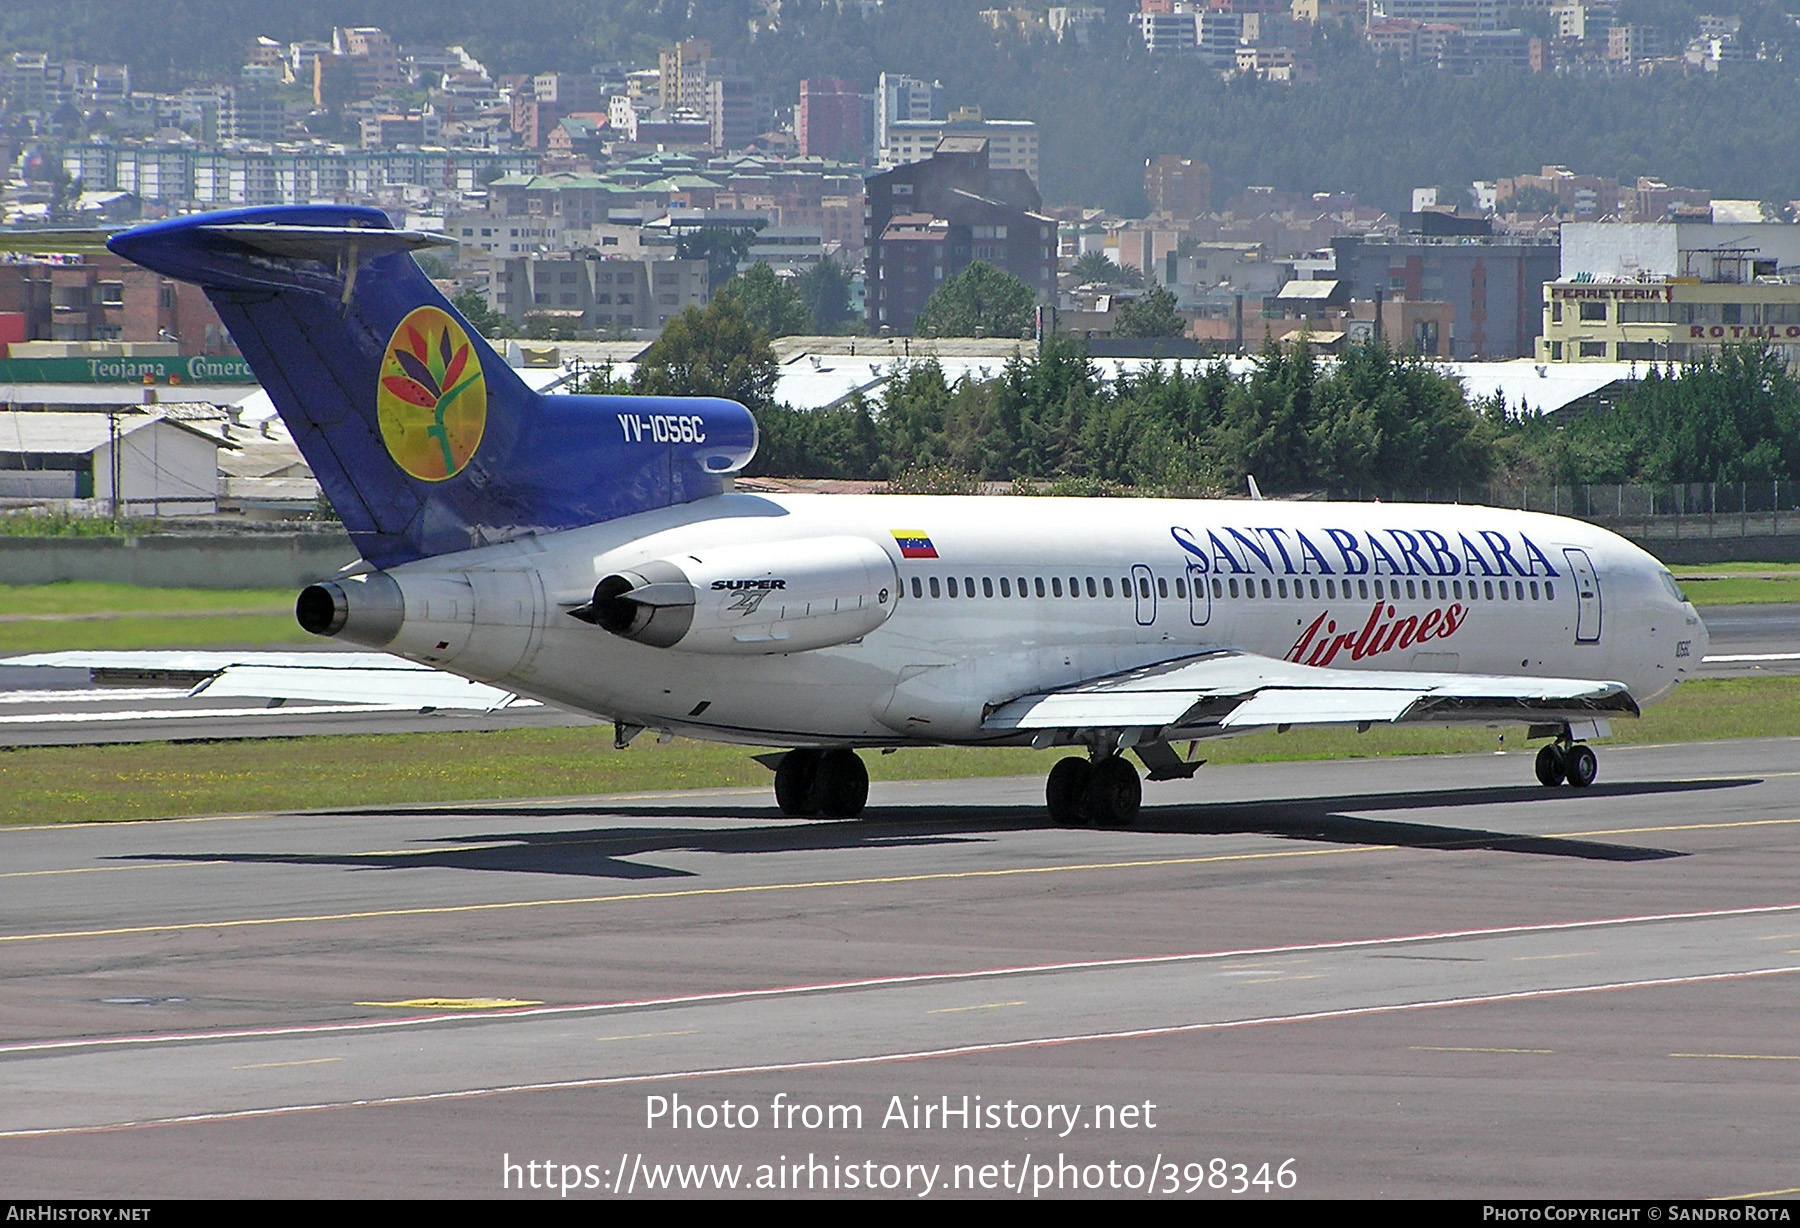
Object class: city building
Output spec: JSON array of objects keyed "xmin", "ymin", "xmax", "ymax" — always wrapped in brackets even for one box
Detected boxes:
[
  {"xmin": 797, "ymin": 79, "xmax": 864, "ymax": 162},
  {"xmin": 881, "ymin": 109, "xmax": 1039, "ymax": 183},
  {"xmin": 864, "ymin": 137, "xmax": 1056, "ymax": 334},
  {"xmin": 1539, "ymin": 221, "xmax": 1800, "ymax": 363},
  {"xmin": 1333, "ymin": 216, "xmax": 1561, "ymax": 359}
]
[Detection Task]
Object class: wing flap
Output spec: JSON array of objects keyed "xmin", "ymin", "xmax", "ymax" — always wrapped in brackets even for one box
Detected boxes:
[
  {"xmin": 981, "ymin": 650, "xmax": 1637, "ymax": 735},
  {"xmin": 193, "ymin": 665, "xmax": 530, "ymax": 711}
]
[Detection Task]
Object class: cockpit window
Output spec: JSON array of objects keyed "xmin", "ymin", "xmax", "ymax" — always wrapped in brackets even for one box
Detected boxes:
[{"xmin": 1658, "ymin": 570, "xmax": 1687, "ymax": 603}]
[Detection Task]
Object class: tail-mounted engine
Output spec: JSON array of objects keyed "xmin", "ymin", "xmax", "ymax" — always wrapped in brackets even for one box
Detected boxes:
[{"xmin": 572, "ymin": 536, "xmax": 899, "ymax": 655}]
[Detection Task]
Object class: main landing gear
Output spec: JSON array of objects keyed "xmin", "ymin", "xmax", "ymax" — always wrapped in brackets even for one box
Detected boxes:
[
  {"xmin": 773, "ymin": 748, "xmax": 869, "ymax": 818},
  {"xmin": 1534, "ymin": 738, "xmax": 1598, "ymax": 789},
  {"xmin": 1045, "ymin": 753, "xmax": 1142, "ymax": 828}
]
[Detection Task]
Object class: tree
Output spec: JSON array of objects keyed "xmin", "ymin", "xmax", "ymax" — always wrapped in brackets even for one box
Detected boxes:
[
  {"xmin": 796, "ymin": 256, "xmax": 854, "ymax": 333},
  {"xmin": 631, "ymin": 294, "xmax": 778, "ymax": 411},
  {"xmin": 1071, "ymin": 252, "xmax": 1143, "ymax": 288},
  {"xmin": 675, "ymin": 225, "xmax": 761, "ymax": 294},
  {"xmin": 1112, "ymin": 285, "xmax": 1187, "ymax": 338},
  {"xmin": 451, "ymin": 289, "xmax": 512, "ymax": 339},
  {"xmin": 914, "ymin": 262, "xmax": 1035, "ymax": 338},
  {"xmin": 717, "ymin": 262, "xmax": 810, "ymax": 338}
]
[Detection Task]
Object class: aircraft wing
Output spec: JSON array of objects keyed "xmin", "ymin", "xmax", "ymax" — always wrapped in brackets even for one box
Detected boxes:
[{"xmin": 982, "ymin": 650, "xmax": 1638, "ymax": 735}]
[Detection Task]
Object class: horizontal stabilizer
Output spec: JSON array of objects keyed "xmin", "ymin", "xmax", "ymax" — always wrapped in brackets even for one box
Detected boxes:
[{"xmin": 192, "ymin": 223, "xmax": 455, "ymax": 264}]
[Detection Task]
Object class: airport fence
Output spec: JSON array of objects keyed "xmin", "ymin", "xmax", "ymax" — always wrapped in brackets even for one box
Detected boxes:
[{"xmin": 1332, "ymin": 480, "xmax": 1800, "ymax": 544}]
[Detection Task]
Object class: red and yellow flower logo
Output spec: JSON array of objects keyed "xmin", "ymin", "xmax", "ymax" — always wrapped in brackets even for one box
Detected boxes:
[{"xmin": 376, "ymin": 306, "xmax": 486, "ymax": 482}]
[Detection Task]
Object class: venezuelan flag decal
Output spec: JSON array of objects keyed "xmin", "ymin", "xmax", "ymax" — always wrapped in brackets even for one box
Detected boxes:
[
  {"xmin": 377, "ymin": 305, "xmax": 487, "ymax": 481},
  {"xmin": 891, "ymin": 529, "xmax": 938, "ymax": 559}
]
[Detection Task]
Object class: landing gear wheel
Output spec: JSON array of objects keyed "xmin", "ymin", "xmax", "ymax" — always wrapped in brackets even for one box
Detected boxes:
[
  {"xmin": 774, "ymin": 749, "xmax": 822, "ymax": 816},
  {"xmin": 1534, "ymin": 743, "xmax": 1566, "ymax": 787},
  {"xmin": 810, "ymin": 748, "xmax": 869, "ymax": 818},
  {"xmin": 1083, "ymin": 756, "xmax": 1142, "ymax": 829},
  {"xmin": 1564, "ymin": 743, "xmax": 1598, "ymax": 789},
  {"xmin": 1046, "ymin": 758, "xmax": 1091, "ymax": 826}
]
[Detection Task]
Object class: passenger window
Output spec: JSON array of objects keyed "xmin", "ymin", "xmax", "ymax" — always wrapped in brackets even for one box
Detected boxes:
[
  {"xmin": 1035, "ymin": 577, "xmax": 1045, "ymax": 598},
  {"xmin": 1104, "ymin": 577, "xmax": 1115, "ymax": 597},
  {"xmin": 1000, "ymin": 577, "xmax": 1011, "ymax": 597},
  {"xmin": 1175, "ymin": 578, "xmax": 1186, "ymax": 599},
  {"xmin": 1141, "ymin": 578, "xmax": 1153, "ymax": 599},
  {"xmin": 947, "ymin": 576, "xmax": 959, "ymax": 598},
  {"xmin": 929, "ymin": 576, "xmax": 940, "ymax": 598},
  {"xmin": 1087, "ymin": 577, "xmax": 1098, "ymax": 598},
  {"xmin": 1229, "ymin": 578, "xmax": 1240, "ymax": 598},
  {"xmin": 1358, "ymin": 580, "xmax": 1369, "ymax": 600},
  {"xmin": 982, "ymin": 577, "xmax": 994, "ymax": 598},
  {"xmin": 1437, "ymin": 581, "xmax": 1447, "ymax": 601},
  {"xmin": 1052, "ymin": 577, "xmax": 1063, "ymax": 597},
  {"xmin": 1017, "ymin": 576, "xmax": 1027, "ymax": 596},
  {"xmin": 1157, "ymin": 578, "xmax": 1168, "ymax": 598},
  {"xmin": 1530, "ymin": 581, "xmax": 1539, "ymax": 600},
  {"xmin": 1545, "ymin": 581, "xmax": 1555, "ymax": 601},
  {"xmin": 1069, "ymin": 576, "xmax": 1080, "ymax": 596},
  {"xmin": 1516, "ymin": 580, "xmax": 1525, "ymax": 601},
  {"xmin": 1277, "ymin": 579, "xmax": 1288, "ymax": 599},
  {"xmin": 1499, "ymin": 581, "xmax": 1508, "ymax": 601},
  {"xmin": 965, "ymin": 576, "xmax": 975, "ymax": 595},
  {"xmin": 1406, "ymin": 580, "xmax": 1416, "ymax": 600},
  {"xmin": 1310, "ymin": 579, "xmax": 1320, "ymax": 599},
  {"xmin": 1453, "ymin": 580, "xmax": 1463, "ymax": 600},
  {"xmin": 1212, "ymin": 578, "xmax": 1222, "ymax": 598},
  {"xmin": 910, "ymin": 577, "xmax": 922, "ymax": 598},
  {"xmin": 1260, "ymin": 579, "xmax": 1271, "ymax": 598}
]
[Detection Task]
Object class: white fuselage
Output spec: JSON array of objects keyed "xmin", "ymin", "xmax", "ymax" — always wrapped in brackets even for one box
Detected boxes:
[{"xmin": 368, "ymin": 494, "xmax": 1707, "ymax": 746}]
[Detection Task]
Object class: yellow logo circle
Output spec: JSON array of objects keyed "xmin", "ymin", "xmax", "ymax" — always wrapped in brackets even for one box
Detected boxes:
[{"xmin": 376, "ymin": 306, "xmax": 487, "ymax": 481}]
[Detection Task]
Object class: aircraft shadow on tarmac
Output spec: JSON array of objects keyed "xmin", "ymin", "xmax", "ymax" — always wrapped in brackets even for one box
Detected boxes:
[{"xmin": 113, "ymin": 777, "xmax": 1743, "ymax": 878}]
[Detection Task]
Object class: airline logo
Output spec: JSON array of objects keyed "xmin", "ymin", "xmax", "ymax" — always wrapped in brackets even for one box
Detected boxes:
[
  {"xmin": 1171, "ymin": 524, "xmax": 1560, "ymax": 580},
  {"xmin": 376, "ymin": 306, "xmax": 487, "ymax": 482},
  {"xmin": 1286, "ymin": 601, "xmax": 1467, "ymax": 667},
  {"xmin": 891, "ymin": 529, "xmax": 938, "ymax": 559}
]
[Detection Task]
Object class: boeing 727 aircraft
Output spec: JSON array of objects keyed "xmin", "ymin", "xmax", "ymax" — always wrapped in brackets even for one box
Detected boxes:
[{"xmin": 107, "ymin": 207, "xmax": 1707, "ymax": 826}]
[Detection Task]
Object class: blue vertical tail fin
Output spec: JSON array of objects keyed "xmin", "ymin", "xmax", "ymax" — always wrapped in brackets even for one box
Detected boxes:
[{"xmin": 110, "ymin": 206, "xmax": 756, "ymax": 568}]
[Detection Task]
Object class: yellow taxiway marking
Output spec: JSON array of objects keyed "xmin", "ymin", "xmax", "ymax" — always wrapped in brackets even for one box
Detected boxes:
[
  {"xmin": 927, "ymin": 1001, "xmax": 1025, "ymax": 1015},
  {"xmin": 1670, "ymin": 1052, "xmax": 1800, "ymax": 1062},
  {"xmin": 1238, "ymin": 973, "xmax": 1325, "ymax": 985},
  {"xmin": 1510, "ymin": 952, "xmax": 1594, "ymax": 962},
  {"xmin": 1411, "ymin": 1046, "xmax": 1554, "ymax": 1054},
  {"xmin": 0, "ymin": 844, "xmax": 1394, "ymax": 944},
  {"xmin": 0, "ymin": 861, "xmax": 227, "ymax": 879},
  {"xmin": 1722, "ymin": 1186, "xmax": 1800, "ymax": 1200},
  {"xmin": 1756, "ymin": 932, "xmax": 1800, "ymax": 941},
  {"xmin": 595, "ymin": 1030, "xmax": 699, "ymax": 1043},
  {"xmin": 232, "ymin": 1057, "xmax": 344, "ymax": 1071},
  {"xmin": 357, "ymin": 998, "xmax": 543, "ymax": 1010},
  {"xmin": 10, "ymin": 811, "xmax": 1800, "ymax": 945}
]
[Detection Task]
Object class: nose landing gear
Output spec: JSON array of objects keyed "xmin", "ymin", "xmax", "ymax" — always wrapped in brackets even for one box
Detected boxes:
[{"xmin": 1534, "ymin": 737, "xmax": 1598, "ymax": 789}]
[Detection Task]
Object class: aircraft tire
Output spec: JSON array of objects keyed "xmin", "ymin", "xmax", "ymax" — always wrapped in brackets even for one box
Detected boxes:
[
  {"xmin": 1084, "ymin": 756, "xmax": 1141, "ymax": 829},
  {"xmin": 1534, "ymin": 743, "xmax": 1566, "ymax": 787},
  {"xmin": 774, "ymin": 749, "xmax": 822, "ymax": 816},
  {"xmin": 810, "ymin": 748, "xmax": 869, "ymax": 818},
  {"xmin": 1565, "ymin": 744, "xmax": 1598, "ymax": 789},
  {"xmin": 1046, "ymin": 757, "xmax": 1091, "ymax": 826}
]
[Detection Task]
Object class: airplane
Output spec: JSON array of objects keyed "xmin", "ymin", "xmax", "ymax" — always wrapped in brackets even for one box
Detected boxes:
[{"xmin": 105, "ymin": 205, "xmax": 1708, "ymax": 826}]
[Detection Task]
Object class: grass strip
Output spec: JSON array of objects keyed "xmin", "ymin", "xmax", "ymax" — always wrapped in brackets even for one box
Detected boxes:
[{"xmin": 2, "ymin": 676, "xmax": 1795, "ymax": 826}]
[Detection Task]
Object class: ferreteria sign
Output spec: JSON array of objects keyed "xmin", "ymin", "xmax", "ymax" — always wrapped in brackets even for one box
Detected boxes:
[
  {"xmin": 0, "ymin": 355, "xmax": 258, "ymax": 384},
  {"xmin": 1549, "ymin": 284, "xmax": 1673, "ymax": 301}
]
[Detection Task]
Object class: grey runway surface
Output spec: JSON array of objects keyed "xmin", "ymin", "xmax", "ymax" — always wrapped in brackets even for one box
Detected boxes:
[
  {"xmin": 3, "ymin": 740, "xmax": 1799, "ymax": 1199},
  {"xmin": 0, "ymin": 602, "xmax": 1793, "ymax": 746}
]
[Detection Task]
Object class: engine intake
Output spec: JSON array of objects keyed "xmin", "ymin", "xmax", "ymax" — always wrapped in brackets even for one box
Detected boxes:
[{"xmin": 573, "ymin": 536, "xmax": 898, "ymax": 655}]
